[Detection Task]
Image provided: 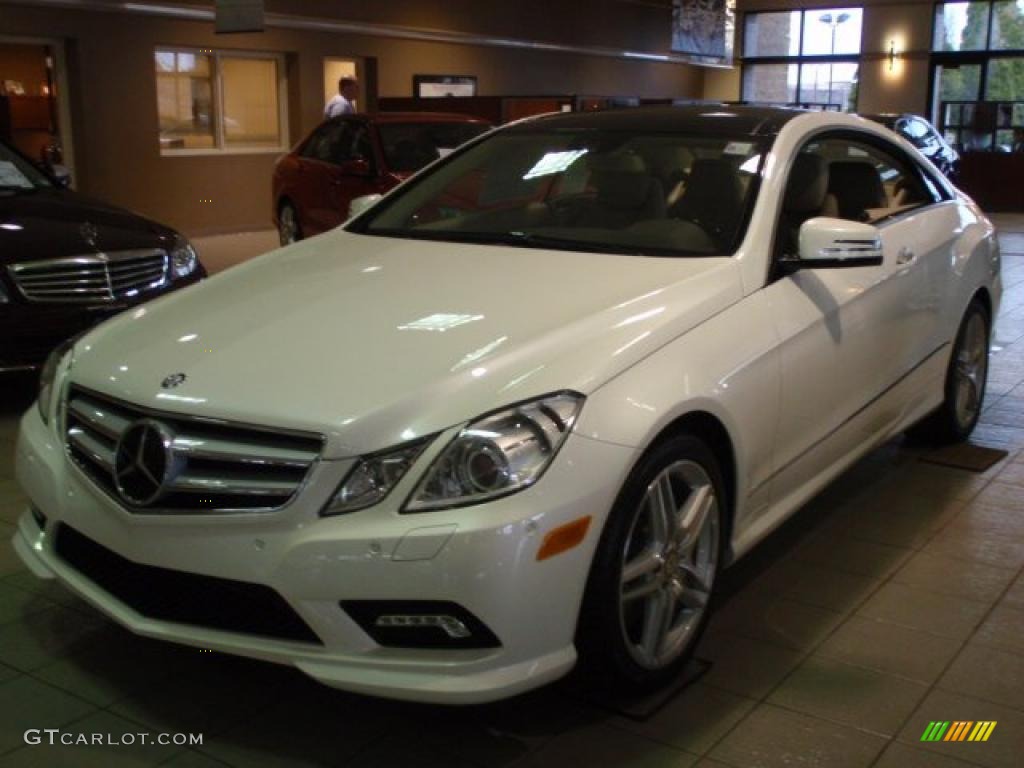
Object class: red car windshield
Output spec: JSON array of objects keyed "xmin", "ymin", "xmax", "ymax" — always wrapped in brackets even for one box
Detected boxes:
[{"xmin": 378, "ymin": 122, "xmax": 491, "ymax": 173}]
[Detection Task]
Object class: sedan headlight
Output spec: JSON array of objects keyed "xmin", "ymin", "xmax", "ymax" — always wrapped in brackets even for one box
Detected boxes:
[
  {"xmin": 322, "ymin": 439, "xmax": 431, "ymax": 516},
  {"xmin": 405, "ymin": 392, "xmax": 584, "ymax": 512},
  {"xmin": 169, "ymin": 235, "xmax": 199, "ymax": 278},
  {"xmin": 37, "ymin": 337, "xmax": 76, "ymax": 425}
]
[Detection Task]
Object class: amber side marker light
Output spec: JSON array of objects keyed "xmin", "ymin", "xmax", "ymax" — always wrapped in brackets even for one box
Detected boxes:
[{"xmin": 537, "ymin": 516, "xmax": 592, "ymax": 561}]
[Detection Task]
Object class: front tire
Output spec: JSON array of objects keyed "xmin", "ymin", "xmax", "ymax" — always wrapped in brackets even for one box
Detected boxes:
[
  {"xmin": 278, "ymin": 201, "xmax": 302, "ymax": 246},
  {"xmin": 576, "ymin": 434, "xmax": 725, "ymax": 693},
  {"xmin": 910, "ymin": 298, "xmax": 990, "ymax": 443}
]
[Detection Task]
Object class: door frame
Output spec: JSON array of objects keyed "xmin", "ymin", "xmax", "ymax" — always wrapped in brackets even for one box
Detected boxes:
[
  {"xmin": 0, "ymin": 35, "xmax": 76, "ymax": 180},
  {"xmin": 323, "ymin": 56, "xmax": 364, "ymax": 113}
]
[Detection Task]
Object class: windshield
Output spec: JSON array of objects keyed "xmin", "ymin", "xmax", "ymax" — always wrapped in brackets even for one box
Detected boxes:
[
  {"xmin": 354, "ymin": 128, "xmax": 766, "ymax": 256},
  {"xmin": 378, "ymin": 122, "xmax": 492, "ymax": 173},
  {"xmin": 0, "ymin": 142, "xmax": 52, "ymax": 192}
]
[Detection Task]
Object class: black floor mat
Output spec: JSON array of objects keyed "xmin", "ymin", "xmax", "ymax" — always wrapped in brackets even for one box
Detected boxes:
[
  {"xmin": 919, "ymin": 442, "xmax": 1009, "ymax": 472},
  {"xmin": 559, "ymin": 657, "xmax": 712, "ymax": 721}
]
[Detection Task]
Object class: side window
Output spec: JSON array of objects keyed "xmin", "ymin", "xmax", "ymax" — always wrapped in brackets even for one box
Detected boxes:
[
  {"xmin": 327, "ymin": 123, "xmax": 374, "ymax": 170},
  {"xmin": 776, "ymin": 133, "xmax": 941, "ymax": 260},
  {"xmin": 352, "ymin": 125, "xmax": 374, "ymax": 166},
  {"xmin": 801, "ymin": 136, "xmax": 936, "ymax": 223},
  {"xmin": 912, "ymin": 119, "xmax": 935, "ymax": 146},
  {"xmin": 302, "ymin": 121, "xmax": 347, "ymax": 163},
  {"xmin": 897, "ymin": 118, "xmax": 929, "ymax": 148}
]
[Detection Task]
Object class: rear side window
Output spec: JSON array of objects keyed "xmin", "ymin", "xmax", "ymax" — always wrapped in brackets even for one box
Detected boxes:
[
  {"xmin": 797, "ymin": 136, "xmax": 942, "ymax": 223},
  {"xmin": 302, "ymin": 121, "xmax": 349, "ymax": 163}
]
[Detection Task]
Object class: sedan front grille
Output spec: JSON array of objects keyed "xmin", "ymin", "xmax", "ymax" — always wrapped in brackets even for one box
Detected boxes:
[
  {"xmin": 8, "ymin": 249, "xmax": 168, "ymax": 303},
  {"xmin": 65, "ymin": 387, "xmax": 323, "ymax": 513}
]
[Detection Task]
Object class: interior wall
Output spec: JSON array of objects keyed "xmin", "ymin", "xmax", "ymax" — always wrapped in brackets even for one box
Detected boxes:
[
  {"xmin": 0, "ymin": 1, "xmax": 705, "ymax": 236},
  {"xmin": 703, "ymin": 66, "xmax": 741, "ymax": 101},
  {"xmin": 59, "ymin": 0, "xmax": 686, "ymax": 58}
]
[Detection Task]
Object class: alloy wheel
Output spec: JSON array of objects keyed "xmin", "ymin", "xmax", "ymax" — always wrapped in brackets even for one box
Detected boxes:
[
  {"xmin": 953, "ymin": 311, "xmax": 988, "ymax": 429},
  {"xmin": 618, "ymin": 459, "xmax": 719, "ymax": 671},
  {"xmin": 279, "ymin": 205, "xmax": 300, "ymax": 246}
]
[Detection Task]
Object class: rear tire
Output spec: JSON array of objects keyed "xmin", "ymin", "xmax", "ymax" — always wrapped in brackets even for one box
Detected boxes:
[
  {"xmin": 278, "ymin": 201, "xmax": 302, "ymax": 246},
  {"xmin": 575, "ymin": 434, "xmax": 725, "ymax": 693},
  {"xmin": 909, "ymin": 298, "xmax": 990, "ymax": 444}
]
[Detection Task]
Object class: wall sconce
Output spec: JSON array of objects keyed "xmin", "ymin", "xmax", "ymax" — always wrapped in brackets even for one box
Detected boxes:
[{"xmin": 888, "ymin": 40, "xmax": 898, "ymax": 71}]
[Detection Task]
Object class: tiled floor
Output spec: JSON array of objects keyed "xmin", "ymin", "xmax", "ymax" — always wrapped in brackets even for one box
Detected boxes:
[{"xmin": 1, "ymin": 217, "xmax": 1024, "ymax": 767}]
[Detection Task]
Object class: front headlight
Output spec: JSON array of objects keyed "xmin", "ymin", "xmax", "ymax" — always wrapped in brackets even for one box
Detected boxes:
[
  {"xmin": 169, "ymin": 235, "xmax": 199, "ymax": 278},
  {"xmin": 37, "ymin": 337, "xmax": 75, "ymax": 425},
  {"xmin": 321, "ymin": 439, "xmax": 431, "ymax": 516},
  {"xmin": 405, "ymin": 392, "xmax": 584, "ymax": 512}
]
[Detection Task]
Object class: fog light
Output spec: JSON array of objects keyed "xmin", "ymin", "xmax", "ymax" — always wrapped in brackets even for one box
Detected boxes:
[
  {"xmin": 375, "ymin": 614, "xmax": 471, "ymax": 638},
  {"xmin": 342, "ymin": 600, "xmax": 501, "ymax": 649}
]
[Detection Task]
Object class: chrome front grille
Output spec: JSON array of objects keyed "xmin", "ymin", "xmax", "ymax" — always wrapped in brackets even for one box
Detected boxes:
[
  {"xmin": 8, "ymin": 249, "xmax": 168, "ymax": 303},
  {"xmin": 65, "ymin": 387, "xmax": 323, "ymax": 513}
]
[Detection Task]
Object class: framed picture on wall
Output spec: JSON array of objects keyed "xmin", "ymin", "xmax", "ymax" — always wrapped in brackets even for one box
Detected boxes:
[
  {"xmin": 670, "ymin": 0, "xmax": 736, "ymax": 66},
  {"xmin": 413, "ymin": 75, "xmax": 478, "ymax": 98}
]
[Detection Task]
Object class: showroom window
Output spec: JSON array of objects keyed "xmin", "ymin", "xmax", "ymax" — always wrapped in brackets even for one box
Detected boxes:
[
  {"xmin": 155, "ymin": 48, "xmax": 287, "ymax": 154},
  {"xmin": 931, "ymin": 1, "xmax": 1024, "ymax": 150},
  {"xmin": 741, "ymin": 7, "xmax": 862, "ymax": 111}
]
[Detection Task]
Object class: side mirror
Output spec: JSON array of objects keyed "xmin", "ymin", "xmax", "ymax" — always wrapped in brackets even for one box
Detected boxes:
[
  {"xmin": 348, "ymin": 193, "xmax": 383, "ymax": 220},
  {"xmin": 338, "ymin": 157, "xmax": 372, "ymax": 177},
  {"xmin": 49, "ymin": 164, "xmax": 72, "ymax": 189},
  {"xmin": 787, "ymin": 217, "xmax": 883, "ymax": 269}
]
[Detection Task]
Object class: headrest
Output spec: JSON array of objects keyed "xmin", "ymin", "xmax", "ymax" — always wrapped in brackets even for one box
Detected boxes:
[
  {"xmin": 686, "ymin": 158, "xmax": 741, "ymax": 200},
  {"xmin": 827, "ymin": 161, "xmax": 885, "ymax": 202},
  {"xmin": 784, "ymin": 154, "xmax": 829, "ymax": 213},
  {"xmin": 588, "ymin": 152, "xmax": 646, "ymax": 174},
  {"xmin": 687, "ymin": 158, "xmax": 737, "ymax": 184},
  {"xmin": 596, "ymin": 171, "xmax": 658, "ymax": 210}
]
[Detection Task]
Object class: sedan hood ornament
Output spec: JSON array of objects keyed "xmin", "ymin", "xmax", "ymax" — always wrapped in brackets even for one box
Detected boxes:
[
  {"xmin": 161, "ymin": 372, "xmax": 187, "ymax": 389},
  {"xmin": 79, "ymin": 221, "xmax": 99, "ymax": 247},
  {"xmin": 113, "ymin": 419, "xmax": 180, "ymax": 506}
]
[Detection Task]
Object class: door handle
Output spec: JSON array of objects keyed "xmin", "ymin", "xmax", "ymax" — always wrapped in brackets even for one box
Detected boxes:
[{"xmin": 897, "ymin": 247, "xmax": 916, "ymax": 265}]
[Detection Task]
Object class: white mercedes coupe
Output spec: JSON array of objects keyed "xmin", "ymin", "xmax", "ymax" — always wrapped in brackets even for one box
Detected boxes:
[{"xmin": 13, "ymin": 107, "xmax": 1001, "ymax": 704}]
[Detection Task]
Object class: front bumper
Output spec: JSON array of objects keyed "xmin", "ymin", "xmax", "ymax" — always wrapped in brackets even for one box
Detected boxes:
[{"xmin": 12, "ymin": 404, "xmax": 633, "ymax": 703}]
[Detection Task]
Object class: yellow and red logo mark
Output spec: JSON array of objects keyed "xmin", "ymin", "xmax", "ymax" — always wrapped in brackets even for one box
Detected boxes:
[{"xmin": 921, "ymin": 721, "xmax": 997, "ymax": 742}]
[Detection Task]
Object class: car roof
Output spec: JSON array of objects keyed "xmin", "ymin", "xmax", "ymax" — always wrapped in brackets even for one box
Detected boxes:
[
  {"xmin": 507, "ymin": 104, "xmax": 805, "ymax": 136},
  {"xmin": 360, "ymin": 112, "xmax": 492, "ymax": 125},
  {"xmin": 861, "ymin": 113, "xmax": 903, "ymax": 124}
]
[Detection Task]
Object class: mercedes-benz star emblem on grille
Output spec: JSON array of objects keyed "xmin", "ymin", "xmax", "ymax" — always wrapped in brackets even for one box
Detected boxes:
[
  {"xmin": 113, "ymin": 419, "xmax": 179, "ymax": 506},
  {"xmin": 80, "ymin": 222, "xmax": 99, "ymax": 247},
  {"xmin": 162, "ymin": 372, "xmax": 187, "ymax": 389}
]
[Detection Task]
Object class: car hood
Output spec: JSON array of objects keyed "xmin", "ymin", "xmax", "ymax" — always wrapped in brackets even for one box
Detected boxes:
[
  {"xmin": 0, "ymin": 189, "xmax": 175, "ymax": 262},
  {"xmin": 72, "ymin": 231, "xmax": 742, "ymax": 458}
]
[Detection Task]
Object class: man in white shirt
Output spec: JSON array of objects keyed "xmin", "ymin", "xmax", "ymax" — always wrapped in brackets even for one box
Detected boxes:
[{"xmin": 325, "ymin": 76, "xmax": 359, "ymax": 119}]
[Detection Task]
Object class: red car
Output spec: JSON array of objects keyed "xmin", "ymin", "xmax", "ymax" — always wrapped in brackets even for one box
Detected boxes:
[{"xmin": 272, "ymin": 112, "xmax": 492, "ymax": 245}]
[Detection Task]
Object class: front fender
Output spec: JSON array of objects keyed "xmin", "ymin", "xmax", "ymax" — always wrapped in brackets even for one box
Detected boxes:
[{"xmin": 574, "ymin": 290, "xmax": 780, "ymax": 543}]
